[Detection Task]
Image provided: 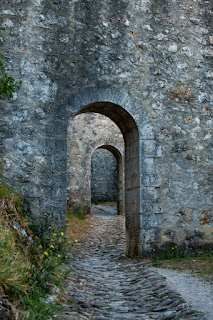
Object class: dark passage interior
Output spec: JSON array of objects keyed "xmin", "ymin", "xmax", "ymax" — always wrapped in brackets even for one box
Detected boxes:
[{"xmin": 91, "ymin": 148, "xmax": 118, "ymax": 204}]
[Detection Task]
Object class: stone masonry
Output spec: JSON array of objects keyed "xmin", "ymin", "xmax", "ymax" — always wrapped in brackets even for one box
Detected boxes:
[{"xmin": 0, "ymin": 0, "xmax": 212, "ymax": 257}]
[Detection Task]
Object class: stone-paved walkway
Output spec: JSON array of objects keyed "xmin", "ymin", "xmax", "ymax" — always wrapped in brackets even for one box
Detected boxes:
[{"xmin": 60, "ymin": 207, "xmax": 206, "ymax": 320}]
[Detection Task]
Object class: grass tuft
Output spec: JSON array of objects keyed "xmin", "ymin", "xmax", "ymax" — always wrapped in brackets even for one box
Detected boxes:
[
  {"xmin": 67, "ymin": 208, "xmax": 86, "ymax": 221},
  {"xmin": 150, "ymin": 248, "xmax": 213, "ymax": 283}
]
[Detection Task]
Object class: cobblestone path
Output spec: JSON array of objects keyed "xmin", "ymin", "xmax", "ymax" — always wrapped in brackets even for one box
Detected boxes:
[{"xmin": 60, "ymin": 208, "xmax": 206, "ymax": 320}]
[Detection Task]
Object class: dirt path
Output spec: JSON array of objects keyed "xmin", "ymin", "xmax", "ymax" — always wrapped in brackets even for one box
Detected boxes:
[
  {"xmin": 59, "ymin": 207, "xmax": 207, "ymax": 320},
  {"xmin": 151, "ymin": 267, "xmax": 213, "ymax": 320}
]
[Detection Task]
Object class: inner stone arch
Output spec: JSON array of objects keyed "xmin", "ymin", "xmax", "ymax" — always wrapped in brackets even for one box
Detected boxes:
[
  {"xmin": 67, "ymin": 113, "xmax": 124, "ymax": 214},
  {"xmin": 74, "ymin": 102, "xmax": 141, "ymax": 257},
  {"xmin": 91, "ymin": 144, "xmax": 124, "ymax": 216}
]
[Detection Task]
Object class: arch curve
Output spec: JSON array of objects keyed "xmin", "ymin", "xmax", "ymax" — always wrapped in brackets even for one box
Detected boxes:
[
  {"xmin": 91, "ymin": 144, "xmax": 124, "ymax": 215},
  {"xmin": 97, "ymin": 144, "xmax": 122, "ymax": 161},
  {"xmin": 65, "ymin": 85, "xmax": 155, "ymax": 140},
  {"xmin": 67, "ymin": 112, "xmax": 124, "ymax": 216}
]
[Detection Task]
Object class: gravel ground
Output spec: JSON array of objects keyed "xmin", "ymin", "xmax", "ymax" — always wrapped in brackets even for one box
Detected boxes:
[{"xmin": 151, "ymin": 267, "xmax": 213, "ymax": 320}]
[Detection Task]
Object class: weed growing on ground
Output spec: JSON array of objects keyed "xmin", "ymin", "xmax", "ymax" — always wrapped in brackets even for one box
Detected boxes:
[
  {"xmin": 0, "ymin": 223, "xmax": 29, "ymax": 295},
  {"xmin": 66, "ymin": 207, "xmax": 91, "ymax": 245},
  {"xmin": 0, "ymin": 181, "xmax": 24, "ymax": 213},
  {"xmin": 153, "ymin": 246, "xmax": 188, "ymax": 260},
  {"xmin": 67, "ymin": 208, "xmax": 86, "ymax": 221}
]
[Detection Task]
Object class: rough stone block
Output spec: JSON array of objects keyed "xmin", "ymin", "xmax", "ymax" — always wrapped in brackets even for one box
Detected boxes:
[
  {"xmin": 142, "ymin": 175, "xmax": 161, "ymax": 187},
  {"xmin": 142, "ymin": 187, "xmax": 158, "ymax": 201},
  {"xmin": 140, "ymin": 123, "xmax": 155, "ymax": 140},
  {"xmin": 140, "ymin": 212, "xmax": 156, "ymax": 228},
  {"xmin": 141, "ymin": 158, "xmax": 154, "ymax": 175},
  {"xmin": 205, "ymin": 47, "xmax": 213, "ymax": 57},
  {"xmin": 141, "ymin": 140, "xmax": 162, "ymax": 158},
  {"xmin": 51, "ymin": 154, "xmax": 66, "ymax": 172},
  {"xmin": 45, "ymin": 138, "xmax": 66, "ymax": 155},
  {"xmin": 153, "ymin": 204, "xmax": 163, "ymax": 214}
]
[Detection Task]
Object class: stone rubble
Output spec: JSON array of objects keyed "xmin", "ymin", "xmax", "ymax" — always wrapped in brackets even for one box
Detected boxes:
[{"xmin": 58, "ymin": 208, "xmax": 206, "ymax": 320}]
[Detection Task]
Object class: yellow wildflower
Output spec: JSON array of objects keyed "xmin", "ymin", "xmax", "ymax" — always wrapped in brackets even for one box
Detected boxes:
[
  {"xmin": 172, "ymin": 247, "xmax": 174, "ymax": 250},
  {"xmin": 61, "ymin": 232, "xmax": 64, "ymax": 236},
  {"xmin": 50, "ymin": 244, "xmax": 54, "ymax": 248},
  {"xmin": 39, "ymin": 245, "xmax": 42, "ymax": 249},
  {"xmin": 44, "ymin": 251, "xmax": 48, "ymax": 256},
  {"xmin": 175, "ymin": 246, "xmax": 177, "ymax": 248},
  {"xmin": 75, "ymin": 239, "xmax": 78, "ymax": 243}
]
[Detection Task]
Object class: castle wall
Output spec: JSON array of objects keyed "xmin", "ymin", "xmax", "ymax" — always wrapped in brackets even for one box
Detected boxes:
[{"xmin": 0, "ymin": 0, "xmax": 212, "ymax": 256}]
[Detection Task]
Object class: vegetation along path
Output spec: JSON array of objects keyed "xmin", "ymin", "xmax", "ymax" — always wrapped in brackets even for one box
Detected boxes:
[{"xmin": 59, "ymin": 206, "xmax": 208, "ymax": 320}]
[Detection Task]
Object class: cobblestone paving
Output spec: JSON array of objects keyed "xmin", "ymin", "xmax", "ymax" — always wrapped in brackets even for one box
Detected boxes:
[{"xmin": 60, "ymin": 209, "xmax": 206, "ymax": 320}]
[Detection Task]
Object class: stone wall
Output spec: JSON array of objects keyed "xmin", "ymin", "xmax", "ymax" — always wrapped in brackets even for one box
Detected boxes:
[
  {"xmin": 0, "ymin": 0, "xmax": 212, "ymax": 256},
  {"xmin": 91, "ymin": 148, "xmax": 118, "ymax": 203}
]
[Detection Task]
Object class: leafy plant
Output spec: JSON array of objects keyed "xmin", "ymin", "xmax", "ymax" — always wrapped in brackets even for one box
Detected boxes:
[{"xmin": 0, "ymin": 17, "xmax": 22, "ymax": 104}]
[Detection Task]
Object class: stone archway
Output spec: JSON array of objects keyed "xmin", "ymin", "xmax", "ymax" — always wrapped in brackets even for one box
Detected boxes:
[
  {"xmin": 52, "ymin": 86, "xmax": 159, "ymax": 257},
  {"xmin": 74, "ymin": 102, "xmax": 140, "ymax": 257},
  {"xmin": 67, "ymin": 113, "xmax": 124, "ymax": 215},
  {"xmin": 92, "ymin": 144, "xmax": 124, "ymax": 216}
]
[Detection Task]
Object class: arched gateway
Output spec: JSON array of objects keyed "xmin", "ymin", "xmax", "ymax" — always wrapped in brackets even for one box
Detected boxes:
[
  {"xmin": 75, "ymin": 102, "xmax": 140, "ymax": 257},
  {"xmin": 60, "ymin": 86, "xmax": 159, "ymax": 257},
  {"xmin": 92, "ymin": 145, "xmax": 124, "ymax": 216},
  {"xmin": 67, "ymin": 113, "xmax": 124, "ymax": 216}
]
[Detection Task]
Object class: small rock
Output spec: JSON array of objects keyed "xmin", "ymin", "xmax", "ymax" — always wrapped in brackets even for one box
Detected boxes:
[
  {"xmin": 205, "ymin": 47, "xmax": 213, "ymax": 57},
  {"xmin": 163, "ymin": 310, "xmax": 175, "ymax": 319},
  {"xmin": 153, "ymin": 33, "xmax": 169, "ymax": 41},
  {"xmin": 168, "ymin": 44, "xmax": 178, "ymax": 53},
  {"xmin": 111, "ymin": 30, "xmax": 121, "ymax": 39}
]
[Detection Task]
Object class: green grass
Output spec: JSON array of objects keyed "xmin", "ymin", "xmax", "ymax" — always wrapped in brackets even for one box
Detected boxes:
[
  {"xmin": 67, "ymin": 208, "xmax": 86, "ymax": 221},
  {"xmin": 150, "ymin": 249, "xmax": 213, "ymax": 283},
  {"xmin": 0, "ymin": 223, "xmax": 29, "ymax": 293},
  {"xmin": 0, "ymin": 180, "xmax": 70, "ymax": 319},
  {"xmin": 0, "ymin": 221, "xmax": 69, "ymax": 319},
  {"xmin": 0, "ymin": 181, "xmax": 25, "ymax": 215}
]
